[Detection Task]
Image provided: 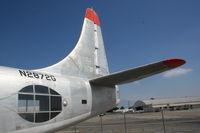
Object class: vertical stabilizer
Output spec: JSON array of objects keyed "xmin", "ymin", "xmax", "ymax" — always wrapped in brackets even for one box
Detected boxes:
[{"xmin": 37, "ymin": 8, "xmax": 109, "ymax": 78}]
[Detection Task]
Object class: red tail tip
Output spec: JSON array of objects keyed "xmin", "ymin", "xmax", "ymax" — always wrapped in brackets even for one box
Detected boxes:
[
  {"xmin": 85, "ymin": 8, "xmax": 100, "ymax": 26},
  {"xmin": 163, "ymin": 58, "xmax": 186, "ymax": 68}
]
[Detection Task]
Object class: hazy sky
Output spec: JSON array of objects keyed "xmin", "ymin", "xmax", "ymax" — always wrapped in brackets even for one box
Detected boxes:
[{"xmin": 0, "ymin": 0, "xmax": 199, "ymax": 106}]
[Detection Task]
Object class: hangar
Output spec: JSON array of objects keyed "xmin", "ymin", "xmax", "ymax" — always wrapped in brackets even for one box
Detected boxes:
[{"xmin": 133, "ymin": 96, "xmax": 200, "ymax": 112}]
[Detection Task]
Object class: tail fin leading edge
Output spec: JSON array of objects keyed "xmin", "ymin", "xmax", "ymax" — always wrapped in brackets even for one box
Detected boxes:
[{"xmin": 38, "ymin": 8, "xmax": 109, "ymax": 78}]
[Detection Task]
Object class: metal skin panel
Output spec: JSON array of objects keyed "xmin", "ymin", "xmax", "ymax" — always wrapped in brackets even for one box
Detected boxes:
[
  {"xmin": 90, "ymin": 84, "xmax": 118, "ymax": 116},
  {"xmin": 0, "ymin": 8, "xmax": 119, "ymax": 133},
  {"xmin": 37, "ymin": 17, "xmax": 109, "ymax": 78},
  {"xmin": 0, "ymin": 8, "xmax": 185, "ymax": 133},
  {"xmin": 0, "ymin": 66, "xmax": 118, "ymax": 133}
]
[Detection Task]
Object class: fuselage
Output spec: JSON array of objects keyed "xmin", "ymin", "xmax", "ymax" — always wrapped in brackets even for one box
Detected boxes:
[
  {"xmin": 0, "ymin": 66, "xmax": 119, "ymax": 133},
  {"xmin": 0, "ymin": 7, "xmax": 185, "ymax": 133}
]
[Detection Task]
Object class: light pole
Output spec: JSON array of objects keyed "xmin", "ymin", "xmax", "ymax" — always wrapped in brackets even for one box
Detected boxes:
[
  {"xmin": 161, "ymin": 109, "xmax": 166, "ymax": 133},
  {"xmin": 74, "ymin": 126, "xmax": 77, "ymax": 133},
  {"xmin": 99, "ymin": 114, "xmax": 104, "ymax": 133},
  {"xmin": 123, "ymin": 112, "xmax": 127, "ymax": 133}
]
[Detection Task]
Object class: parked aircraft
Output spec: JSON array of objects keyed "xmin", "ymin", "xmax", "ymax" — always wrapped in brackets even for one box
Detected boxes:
[{"xmin": 0, "ymin": 8, "xmax": 185, "ymax": 133}]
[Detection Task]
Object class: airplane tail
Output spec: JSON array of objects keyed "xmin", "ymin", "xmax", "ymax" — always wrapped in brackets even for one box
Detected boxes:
[
  {"xmin": 38, "ymin": 8, "xmax": 109, "ymax": 78},
  {"xmin": 37, "ymin": 8, "xmax": 186, "ymax": 83}
]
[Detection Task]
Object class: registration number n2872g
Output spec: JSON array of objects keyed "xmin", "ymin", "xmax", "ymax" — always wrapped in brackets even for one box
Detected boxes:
[{"xmin": 19, "ymin": 70, "xmax": 56, "ymax": 81}]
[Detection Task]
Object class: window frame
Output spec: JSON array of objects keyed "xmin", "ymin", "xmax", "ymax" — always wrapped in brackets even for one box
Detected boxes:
[{"xmin": 18, "ymin": 85, "xmax": 62, "ymax": 123}]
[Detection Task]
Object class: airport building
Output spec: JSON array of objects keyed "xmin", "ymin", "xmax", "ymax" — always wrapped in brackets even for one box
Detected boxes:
[{"xmin": 133, "ymin": 96, "xmax": 200, "ymax": 112}]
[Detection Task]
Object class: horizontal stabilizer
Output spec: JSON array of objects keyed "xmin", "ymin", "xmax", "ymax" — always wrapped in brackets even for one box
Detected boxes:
[{"xmin": 89, "ymin": 58, "xmax": 185, "ymax": 86}]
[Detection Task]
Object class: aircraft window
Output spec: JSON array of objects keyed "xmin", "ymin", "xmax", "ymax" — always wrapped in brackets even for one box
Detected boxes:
[
  {"xmin": 19, "ymin": 86, "xmax": 33, "ymax": 93},
  {"xmin": 18, "ymin": 94, "xmax": 34, "ymax": 113},
  {"xmin": 82, "ymin": 100, "xmax": 87, "ymax": 104},
  {"xmin": 50, "ymin": 89, "xmax": 60, "ymax": 95},
  {"xmin": 51, "ymin": 96, "xmax": 62, "ymax": 111},
  {"xmin": 51, "ymin": 112, "xmax": 60, "ymax": 119},
  {"xmin": 35, "ymin": 85, "xmax": 48, "ymax": 94},
  {"xmin": 18, "ymin": 85, "xmax": 62, "ymax": 123},
  {"xmin": 35, "ymin": 113, "xmax": 49, "ymax": 123},
  {"xmin": 35, "ymin": 95, "xmax": 49, "ymax": 111},
  {"xmin": 19, "ymin": 113, "xmax": 34, "ymax": 122}
]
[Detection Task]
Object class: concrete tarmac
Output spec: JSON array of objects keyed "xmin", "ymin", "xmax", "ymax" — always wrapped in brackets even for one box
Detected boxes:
[{"xmin": 58, "ymin": 108, "xmax": 200, "ymax": 133}]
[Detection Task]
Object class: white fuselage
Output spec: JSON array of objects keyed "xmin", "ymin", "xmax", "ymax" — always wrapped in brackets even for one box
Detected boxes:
[
  {"xmin": 0, "ymin": 66, "xmax": 119, "ymax": 133},
  {"xmin": 0, "ymin": 7, "xmax": 186, "ymax": 133}
]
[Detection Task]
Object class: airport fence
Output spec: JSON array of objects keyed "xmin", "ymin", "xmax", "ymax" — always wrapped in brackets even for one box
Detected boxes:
[{"xmin": 58, "ymin": 109, "xmax": 200, "ymax": 133}]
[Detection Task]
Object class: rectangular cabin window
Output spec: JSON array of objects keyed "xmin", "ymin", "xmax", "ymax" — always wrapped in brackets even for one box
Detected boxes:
[
  {"xmin": 51, "ymin": 96, "xmax": 62, "ymax": 111},
  {"xmin": 82, "ymin": 100, "xmax": 87, "ymax": 104},
  {"xmin": 35, "ymin": 85, "xmax": 49, "ymax": 94},
  {"xmin": 18, "ymin": 94, "xmax": 34, "ymax": 113},
  {"xmin": 35, "ymin": 95, "xmax": 49, "ymax": 111},
  {"xmin": 35, "ymin": 113, "xmax": 49, "ymax": 122}
]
